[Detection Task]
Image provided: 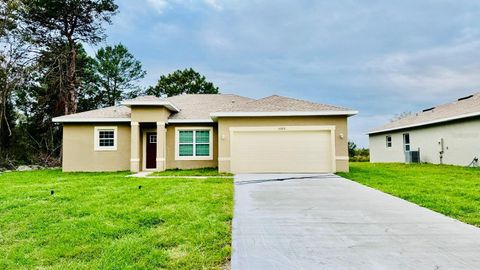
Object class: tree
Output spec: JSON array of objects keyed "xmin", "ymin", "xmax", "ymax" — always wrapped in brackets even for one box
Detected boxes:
[
  {"xmin": 348, "ymin": 141, "xmax": 357, "ymax": 157},
  {"xmin": 0, "ymin": 0, "xmax": 35, "ymax": 164},
  {"xmin": 20, "ymin": 0, "xmax": 118, "ymax": 115},
  {"xmin": 14, "ymin": 43, "xmax": 95, "ymax": 166},
  {"xmin": 391, "ymin": 111, "xmax": 413, "ymax": 122},
  {"xmin": 85, "ymin": 44, "xmax": 146, "ymax": 108},
  {"xmin": 146, "ymin": 68, "xmax": 219, "ymax": 97}
]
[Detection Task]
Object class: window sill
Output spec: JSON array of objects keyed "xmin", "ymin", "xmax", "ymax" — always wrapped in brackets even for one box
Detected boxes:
[
  {"xmin": 175, "ymin": 156, "xmax": 213, "ymax": 161},
  {"xmin": 94, "ymin": 148, "xmax": 118, "ymax": 152}
]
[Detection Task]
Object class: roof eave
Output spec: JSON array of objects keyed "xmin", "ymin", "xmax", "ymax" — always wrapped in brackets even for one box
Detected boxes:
[
  {"xmin": 53, "ymin": 117, "xmax": 216, "ymax": 124},
  {"xmin": 368, "ymin": 111, "xmax": 480, "ymax": 135},
  {"xmin": 52, "ymin": 117, "xmax": 132, "ymax": 123},
  {"xmin": 210, "ymin": 110, "xmax": 358, "ymax": 120}
]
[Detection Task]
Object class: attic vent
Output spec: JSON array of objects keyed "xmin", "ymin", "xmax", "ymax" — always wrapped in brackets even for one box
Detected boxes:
[
  {"xmin": 422, "ymin": 107, "xmax": 435, "ymax": 112},
  {"xmin": 458, "ymin": 94, "xmax": 474, "ymax": 101}
]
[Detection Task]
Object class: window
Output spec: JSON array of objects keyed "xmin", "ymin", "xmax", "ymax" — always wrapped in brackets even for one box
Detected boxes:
[
  {"xmin": 99, "ymin": 131, "xmax": 115, "ymax": 146},
  {"xmin": 403, "ymin": 133, "xmax": 410, "ymax": 152},
  {"xmin": 94, "ymin": 127, "xmax": 117, "ymax": 151},
  {"xmin": 149, "ymin": 134, "xmax": 157, "ymax": 144},
  {"xmin": 386, "ymin": 135, "xmax": 392, "ymax": 148},
  {"xmin": 176, "ymin": 128, "xmax": 213, "ymax": 160}
]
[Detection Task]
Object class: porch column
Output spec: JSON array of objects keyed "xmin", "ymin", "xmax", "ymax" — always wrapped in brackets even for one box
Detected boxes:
[
  {"xmin": 130, "ymin": 122, "xmax": 141, "ymax": 172},
  {"xmin": 156, "ymin": 122, "xmax": 166, "ymax": 171}
]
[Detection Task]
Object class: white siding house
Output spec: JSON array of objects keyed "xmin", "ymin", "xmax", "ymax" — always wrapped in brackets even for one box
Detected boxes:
[{"xmin": 369, "ymin": 93, "xmax": 480, "ymax": 166}]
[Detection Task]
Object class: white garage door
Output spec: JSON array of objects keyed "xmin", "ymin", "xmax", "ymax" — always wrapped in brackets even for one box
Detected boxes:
[{"xmin": 230, "ymin": 127, "xmax": 334, "ymax": 173}]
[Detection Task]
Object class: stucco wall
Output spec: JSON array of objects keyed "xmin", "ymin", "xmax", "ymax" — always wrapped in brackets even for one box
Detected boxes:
[
  {"xmin": 217, "ymin": 116, "xmax": 350, "ymax": 173},
  {"xmin": 62, "ymin": 123, "xmax": 131, "ymax": 172},
  {"xmin": 129, "ymin": 106, "xmax": 171, "ymax": 172},
  {"xmin": 130, "ymin": 106, "xmax": 171, "ymax": 123},
  {"xmin": 61, "ymin": 116, "xmax": 351, "ymax": 172},
  {"xmin": 165, "ymin": 123, "xmax": 219, "ymax": 169},
  {"xmin": 369, "ymin": 117, "xmax": 480, "ymax": 166}
]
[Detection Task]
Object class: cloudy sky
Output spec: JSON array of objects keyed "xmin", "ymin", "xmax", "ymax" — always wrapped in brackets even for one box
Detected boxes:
[{"xmin": 90, "ymin": 0, "xmax": 480, "ymax": 147}]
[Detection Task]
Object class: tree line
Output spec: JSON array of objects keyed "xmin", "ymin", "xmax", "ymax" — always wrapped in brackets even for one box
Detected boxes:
[
  {"xmin": 348, "ymin": 141, "xmax": 370, "ymax": 162},
  {"xmin": 0, "ymin": 0, "xmax": 219, "ymax": 169}
]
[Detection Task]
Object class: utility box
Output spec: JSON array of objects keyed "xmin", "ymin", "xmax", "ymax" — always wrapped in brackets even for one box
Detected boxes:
[{"xmin": 405, "ymin": 150, "xmax": 421, "ymax": 164}]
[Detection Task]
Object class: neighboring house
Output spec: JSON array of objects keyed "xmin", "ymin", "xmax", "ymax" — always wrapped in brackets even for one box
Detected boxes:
[
  {"xmin": 53, "ymin": 94, "xmax": 357, "ymax": 173},
  {"xmin": 369, "ymin": 93, "xmax": 480, "ymax": 166}
]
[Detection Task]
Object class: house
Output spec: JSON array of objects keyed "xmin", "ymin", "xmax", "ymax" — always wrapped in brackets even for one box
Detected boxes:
[
  {"xmin": 368, "ymin": 93, "xmax": 480, "ymax": 166},
  {"xmin": 53, "ymin": 94, "xmax": 357, "ymax": 173}
]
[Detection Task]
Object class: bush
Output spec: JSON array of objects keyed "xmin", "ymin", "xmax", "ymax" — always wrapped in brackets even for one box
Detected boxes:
[
  {"xmin": 350, "ymin": 156, "xmax": 370, "ymax": 162},
  {"xmin": 348, "ymin": 142, "xmax": 370, "ymax": 162}
]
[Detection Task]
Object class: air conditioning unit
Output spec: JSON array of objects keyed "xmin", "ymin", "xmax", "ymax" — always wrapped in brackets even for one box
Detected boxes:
[{"xmin": 405, "ymin": 150, "xmax": 420, "ymax": 164}]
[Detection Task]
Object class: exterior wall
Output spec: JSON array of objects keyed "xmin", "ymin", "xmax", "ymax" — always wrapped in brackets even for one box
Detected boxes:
[
  {"xmin": 130, "ymin": 106, "xmax": 171, "ymax": 172},
  {"xmin": 165, "ymin": 123, "xmax": 218, "ymax": 169},
  {"xmin": 61, "ymin": 115, "xmax": 351, "ymax": 172},
  {"xmin": 62, "ymin": 123, "xmax": 131, "ymax": 172},
  {"xmin": 217, "ymin": 116, "xmax": 350, "ymax": 173},
  {"xmin": 369, "ymin": 132, "xmax": 406, "ymax": 163},
  {"xmin": 130, "ymin": 106, "xmax": 171, "ymax": 123},
  {"xmin": 369, "ymin": 117, "xmax": 480, "ymax": 166}
]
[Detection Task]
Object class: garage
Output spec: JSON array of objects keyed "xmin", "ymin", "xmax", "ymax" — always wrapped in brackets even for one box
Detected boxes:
[{"xmin": 230, "ymin": 126, "xmax": 335, "ymax": 173}]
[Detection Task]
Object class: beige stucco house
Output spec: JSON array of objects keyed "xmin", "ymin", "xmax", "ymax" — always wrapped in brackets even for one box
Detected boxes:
[
  {"xmin": 369, "ymin": 93, "xmax": 480, "ymax": 166},
  {"xmin": 53, "ymin": 94, "xmax": 357, "ymax": 173}
]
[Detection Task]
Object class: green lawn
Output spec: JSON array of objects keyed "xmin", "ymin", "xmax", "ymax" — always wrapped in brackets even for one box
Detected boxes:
[
  {"xmin": 151, "ymin": 167, "xmax": 233, "ymax": 177},
  {"xmin": 338, "ymin": 163, "xmax": 480, "ymax": 227},
  {"xmin": 0, "ymin": 170, "xmax": 233, "ymax": 270}
]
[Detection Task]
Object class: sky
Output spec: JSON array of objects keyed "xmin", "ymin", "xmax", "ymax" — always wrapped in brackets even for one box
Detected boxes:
[{"xmin": 88, "ymin": 0, "xmax": 480, "ymax": 147}]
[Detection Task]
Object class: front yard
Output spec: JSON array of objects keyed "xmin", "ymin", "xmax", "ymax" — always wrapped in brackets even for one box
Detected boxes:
[
  {"xmin": 0, "ymin": 170, "xmax": 233, "ymax": 270},
  {"xmin": 338, "ymin": 163, "xmax": 480, "ymax": 227}
]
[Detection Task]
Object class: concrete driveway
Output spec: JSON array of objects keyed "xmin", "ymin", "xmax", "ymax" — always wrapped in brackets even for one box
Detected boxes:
[{"xmin": 232, "ymin": 174, "xmax": 480, "ymax": 270}]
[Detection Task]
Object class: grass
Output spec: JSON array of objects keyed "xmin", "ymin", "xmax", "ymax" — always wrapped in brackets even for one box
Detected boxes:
[
  {"xmin": 151, "ymin": 167, "xmax": 233, "ymax": 177},
  {"xmin": 338, "ymin": 162, "xmax": 480, "ymax": 227},
  {"xmin": 0, "ymin": 170, "xmax": 233, "ymax": 270}
]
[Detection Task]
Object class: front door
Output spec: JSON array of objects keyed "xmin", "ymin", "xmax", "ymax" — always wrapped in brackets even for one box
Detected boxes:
[{"xmin": 146, "ymin": 132, "xmax": 157, "ymax": 169}]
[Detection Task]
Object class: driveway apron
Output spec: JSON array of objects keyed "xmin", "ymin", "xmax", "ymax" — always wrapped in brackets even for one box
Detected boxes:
[{"xmin": 231, "ymin": 174, "xmax": 480, "ymax": 270}]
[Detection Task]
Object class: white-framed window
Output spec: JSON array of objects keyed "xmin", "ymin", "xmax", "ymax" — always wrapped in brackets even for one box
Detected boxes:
[
  {"xmin": 175, "ymin": 127, "xmax": 213, "ymax": 160},
  {"xmin": 403, "ymin": 133, "xmax": 410, "ymax": 152},
  {"xmin": 94, "ymin": 126, "xmax": 118, "ymax": 151},
  {"xmin": 149, "ymin": 134, "xmax": 157, "ymax": 144},
  {"xmin": 386, "ymin": 135, "xmax": 392, "ymax": 148}
]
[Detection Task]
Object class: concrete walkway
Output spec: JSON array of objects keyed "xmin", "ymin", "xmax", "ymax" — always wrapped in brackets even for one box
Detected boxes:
[
  {"xmin": 126, "ymin": 171, "xmax": 153, "ymax": 178},
  {"xmin": 232, "ymin": 174, "xmax": 480, "ymax": 270}
]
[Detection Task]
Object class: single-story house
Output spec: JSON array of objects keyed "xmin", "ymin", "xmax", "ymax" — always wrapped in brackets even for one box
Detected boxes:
[
  {"xmin": 368, "ymin": 92, "xmax": 480, "ymax": 166},
  {"xmin": 53, "ymin": 94, "xmax": 357, "ymax": 173}
]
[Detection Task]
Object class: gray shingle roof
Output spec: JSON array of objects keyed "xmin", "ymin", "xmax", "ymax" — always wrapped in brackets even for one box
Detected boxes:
[
  {"xmin": 52, "ymin": 106, "xmax": 131, "ymax": 122},
  {"xmin": 122, "ymin": 95, "xmax": 180, "ymax": 111},
  {"xmin": 165, "ymin": 94, "xmax": 253, "ymax": 120},
  {"xmin": 216, "ymin": 95, "xmax": 353, "ymax": 112},
  {"xmin": 53, "ymin": 94, "xmax": 356, "ymax": 123},
  {"xmin": 369, "ymin": 92, "xmax": 480, "ymax": 134},
  {"xmin": 123, "ymin": 95, "xmax": 164, "ymax": 103}
]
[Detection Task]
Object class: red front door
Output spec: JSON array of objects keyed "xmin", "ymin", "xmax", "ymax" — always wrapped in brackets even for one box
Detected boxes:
[{"xmin": 146, "ymin": 132, "xmax": 157, "ymax": 169}]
